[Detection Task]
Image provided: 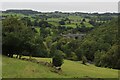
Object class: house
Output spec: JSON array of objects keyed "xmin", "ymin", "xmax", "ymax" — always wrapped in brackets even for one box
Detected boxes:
[
  {"xmin": 0, "ymin": 16, "xmax": 5, "ymax": 20},
  {"xmin": 61, "ymin": 33, "xmax": 86, "ymax": 39}
]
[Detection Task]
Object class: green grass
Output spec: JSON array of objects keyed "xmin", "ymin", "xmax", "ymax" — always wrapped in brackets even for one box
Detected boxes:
[
  {"xmin": 62, "ymin": 22, "xmax": 93, "ymax": 28},
  {"xmin": 35, "ymin": 57, "xmax": 119, "ymax": 78},
  {"xmin": 2, "ymin": 13, "xmax": 26, "ymax": 17},
  {"xmin": 2, "ymin": 55, "xmax": 119, "ymax": 78},
  {"xmin": 68, "ymin": 16, "xmax": 82, "ymax": 20},
  {"xmin": 47, "ymin": 18, "xmax": 61, "ymax": 22},
  {"xmin": 83, "ymin": 22, "xmax": 93, "ymax": 28},
  {"xmin": 64, "ymin": 24, "xmax": 77, "ymax": 28},
  {"xmin": 35, "ymin": 27, "xmax": 40, "ymax": 34},
  {"xmin": 2, "ymin": 56, "xmax": 65, "ymax": 78},
  {"xmin": 0, "ymin": 55, "xmax": 2, "ymax": 78},
  {"xmin": 48, "ymin": 21, "xmax": 59, "ymax": 26}
]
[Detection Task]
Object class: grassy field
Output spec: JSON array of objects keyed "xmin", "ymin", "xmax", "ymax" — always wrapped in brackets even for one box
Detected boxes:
[
  {"xmin": 2, "ymin": 55, "xmax": 119, "ymax": 78},
  {"xmin": 2, "ymin": 13, "xmax": 93, "ymax": 28},
  {"xmin": 0, "ymin": 55, "xmax": 2, "ymax": 78},
  {"xmin": 35, "ymin": 57, "xmax": 119, "ymax": 78},
  {"xmin": 2, "ymin": 56, "xmax": 64, "ymax": 78}
]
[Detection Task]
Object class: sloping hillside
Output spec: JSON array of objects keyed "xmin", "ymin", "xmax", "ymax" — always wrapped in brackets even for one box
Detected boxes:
[
  {"xmin": 2, "ymin": 56, "xmax": 64, "ymax": 78},
  {"xmin": 76, "ymin": 19, "xmax": 119, "ymax": 69},
  {"xmin": 2, "ymin": 55, "xmax": 118, "ymax": 78}
]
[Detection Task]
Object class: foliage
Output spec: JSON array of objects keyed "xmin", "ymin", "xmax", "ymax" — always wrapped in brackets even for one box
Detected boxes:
[
  {"xmin": 52, "ymin": 50, "xmax": 64, "ymax": 67},
  {"xmin": 39, "ymin": 20, "xmax": 52, "ymax": 27},
  {"xmin": 79, "ymin": 19, "xmax": 119, "ymax": 69},
  {"xmin": 2, "ymin": 10, "xmax": 119, "ymax": 69},
  {"xmin": 2, "ymin": 16, "xmax": 27, "ymax": 57},
  {"xmin": 82, "ymin": 56, "xmax": 87, "ymax": 65},
  {"xmin": 59, "ymin": 20, "xmax": 65, "ymax": 25},
  {"xmin": 2, "ymin": 16, "xmax": 47, "ymax": 58}
]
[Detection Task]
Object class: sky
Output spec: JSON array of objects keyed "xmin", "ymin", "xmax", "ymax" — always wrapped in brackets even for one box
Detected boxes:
[
  {"xmin": 0, "ymin": 0, "xmax": 119, "ymax": 2},
  {"xmin": 0, "ymin": 1, "xmax": 119, "ymax": 13}
]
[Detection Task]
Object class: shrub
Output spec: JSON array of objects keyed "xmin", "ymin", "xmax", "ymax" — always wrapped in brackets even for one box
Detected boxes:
[
  {"xmin": 82, "ymin": 56, "xmax": 87, "ymax": 65},
  {"xmin": 59, "ymin": 20, "xmax": 65, "ymax": 25},
  {"xmin": 52, "ymin": 50, "xmax": 64, "ymax": 67}
]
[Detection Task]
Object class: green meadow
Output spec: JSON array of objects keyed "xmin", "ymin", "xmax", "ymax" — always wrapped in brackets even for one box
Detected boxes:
[{"xmin": 2, "ymin": 55, "xmax": 118, "ymax": 78}]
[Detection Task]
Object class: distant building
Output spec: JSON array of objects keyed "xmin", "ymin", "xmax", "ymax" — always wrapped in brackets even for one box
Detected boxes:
[
  {"xmin": 0, "ymin": 16, "xmax": 5, "ymax": 20},
  {"xmin": 61, "ymin": 33, "xmax": 86, "ymax": 39}
]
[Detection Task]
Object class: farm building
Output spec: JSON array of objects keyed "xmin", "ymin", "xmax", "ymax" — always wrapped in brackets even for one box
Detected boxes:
[{"xmin": 61, "ymin": 33, "xmax": 86, "ymax": 39}]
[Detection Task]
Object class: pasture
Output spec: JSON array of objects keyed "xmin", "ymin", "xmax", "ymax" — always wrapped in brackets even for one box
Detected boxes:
[{"xmin": 2, "ymin": 55, "xmax": 118, "ymax": 78}]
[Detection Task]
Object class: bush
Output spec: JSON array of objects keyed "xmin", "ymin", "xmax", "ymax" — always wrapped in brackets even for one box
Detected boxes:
[
  {"xmin": 59, "ymin": 20, "xmax": 65, "ymax": 25},
  {"xmin": 52, "ymin": 50, "xmax": 64, "ymax": 67},
  {"xmin": 82, "ymin": 56, "xmax": 87, "ymax": 65}
]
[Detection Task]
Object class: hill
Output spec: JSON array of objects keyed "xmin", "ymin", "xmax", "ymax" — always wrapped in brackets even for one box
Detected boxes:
[
  {"xmin": 2, "ymin": 55, "xmax": 64, "ymax": 78},
  {"xmin": 3, "ymin": 9, "xmax": 40, "ymax": 15},
  {"xmin": 2, "ymin": 55, "xmax": 118, "ymax": 78},
  {"xmin": 77, "ymin": 19, "xmax": 119, "ymax": 69}
]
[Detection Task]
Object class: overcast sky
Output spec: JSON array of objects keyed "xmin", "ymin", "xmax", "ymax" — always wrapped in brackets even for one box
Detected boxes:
[
  {"xmin": 0, "ymin": 0, "xmax": 119, "ymax": 2},
  {"xmin": 1, "ymin": 2, "xmax": 119, "ymax": 13}
]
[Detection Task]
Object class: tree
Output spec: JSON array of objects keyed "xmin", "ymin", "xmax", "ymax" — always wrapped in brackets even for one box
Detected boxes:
[
  {"xmin": 82, "ymin": 56, "xmax": 87, "ymax": 65},
  {"xmin": 34, "ymin": 19, "xmax": 39, "ymax": 26},
  {"xmin": 59, "ymin": 20, "xmax": 65, "ymax": 25},
  {"xmin": 3, "ymin": 32, "xmax": 20, "ymax": 57},
  {"xmin": 89, "ymin": 20, "xmax": 96, "ymax": 26},
  {"xmin": 94, "ymin": 50, "xmax": 105, "ymax": 67},
  {"xmin": 2, "ymin": 16, "xmax": 27, "ymax": 57},
  {"xmin": 82, "ymin": 18, "xmax": 86, "ymax": 22},
  {"xmin": 2, "ymin": 16, "xmax": 47, "ymax": 59},
  {"xmin": 39, "ymin": 20, "xmax": 51, "ymax": 27},
  {"xmin": 68, "ymin": 52, "xmax": 77, "ymax": 61},
  {"xmin": 78, "ymin": 40, "xmax": 97, "ymax": 61},
  {"xmin": 49, "ymin": 41, "xmax": 58, "ymax": 57},
  {"xmin": 77, "ymin": 19, "xmax": 119, "ymax": 69},
  {"xmin": 40, "ymin": 27, "xmax": 50, "ymax": 38},
  {"xmin": 52, "ymin": 50, "xmax": 64, "ymax": 67},
  {"xmin": 21, "ymin": 17, "xmax": 33, "ymax": 26}
]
